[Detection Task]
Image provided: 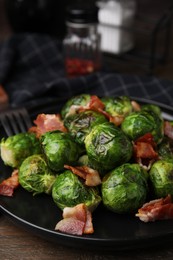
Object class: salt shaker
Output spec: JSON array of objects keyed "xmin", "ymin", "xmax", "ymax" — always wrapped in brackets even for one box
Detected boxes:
[
  {"xmin": 63, "ymin": 4, "xmax": 102, "ymax": 77},
  {"xmin": 97, "ymin": 0, "xmax": 136, "ymax": 54}
]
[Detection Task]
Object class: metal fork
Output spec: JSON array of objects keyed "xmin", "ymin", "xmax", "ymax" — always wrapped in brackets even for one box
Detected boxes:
[{"xmin": 0, "ymin": 107, "xmax": 32, "ymax": 136}]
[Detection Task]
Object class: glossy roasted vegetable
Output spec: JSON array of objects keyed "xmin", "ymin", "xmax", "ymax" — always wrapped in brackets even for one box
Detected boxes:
[
  {"xmin": 84, "ymin": 122, "xmax": 133, "ymax": 173},
  {"xmin": 52, "ymin": 170, "xmax": 101, "ymax": 211},
  {"xmin": 158, "ymin": 137, "xmax": 173, "ymax": 160},
  {"xmin": 0, "ymin": 132, "xmax": 41, "ymax": 168},
  {"xmin": 64, "ymin": 110, "xmax": 108, "ymax": 145},
  {"xmin": 61, "ymin": 94, "xmax": 91, "ymax": 119},
  {"xmin": 19, "ymin": 154, "xmax": 56, "ymax": 195},
  {"xmin": 149, "ymin": 159, "xmax": 173, "ymax": 198},
  {"xmin": 121, "ymin": 110, "xmax": 164, "ymax": 144},
  {"xmin": 40, "ymin": 130, "xmax": 82, "ymax": 172},
  {"xmin": 101, "ymin": 95, "xmax": 133, "ymax": 118},
  {"xmin": 101, "ymin": 163, "xmax": 148, "ymax": 213},
  {"xmin": 141, "ymin": 104, "xmax": 162, "ymax": 118}
]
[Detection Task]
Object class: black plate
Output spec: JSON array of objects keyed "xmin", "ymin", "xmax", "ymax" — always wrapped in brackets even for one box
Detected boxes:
[{"xmin": 1, "ymin": 97, "xmax": 173, "ymax": 251}]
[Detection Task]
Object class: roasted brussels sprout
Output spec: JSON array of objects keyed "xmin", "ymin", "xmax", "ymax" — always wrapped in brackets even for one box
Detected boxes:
[
  {"xmin": 158, "ymin": 137, "xmax": 173, "ymax": 160},
  {"xmin": 84, "ymin": 122, "xmax": 133, "ymax": 173},
  {"xmin": 52, "ymin": 170, "xmax": 101, "ymax": 211},
  {"xmin": 101, "ymin": 96, "xmax": 133, "ymax": 117},
  {"xmin": 0, "ymin": 132, "xmax": 41, "ymax": 168},
  {"xmin": 141, "ymin": 104, "xmax": 162, "ymax": 118},
  {"xmin": 149, "ymin": 159, "xmax": 173, "ymax": 198},
  {"xmin": 19, "ymin": 154, "xmax": 56, "ymax": 195},
  {"xmin": 121, "ymin": 110, "xmax": 164, "ymax": 144},
  {"xmin": 64, "ymin": 110, "xmax": 108, "ymax": 145},
  {"xmin": 101, "ymin": 163, "xmax": 148, "ymax": 213},
  {"xmin": 61, "ymin": 94, "xmax": 91, "ymax": 119},
  {"xmin": 40, "ymin": 130, "xmax": 82, "ymax": 172}
]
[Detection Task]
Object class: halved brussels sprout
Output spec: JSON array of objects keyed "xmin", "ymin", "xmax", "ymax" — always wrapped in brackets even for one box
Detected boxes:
[
  {"xmin": 101, "ymin": 163, "xmax": 148, "ymax": 213},
  {"xmin": 84, "ymin": 122, "xmax": 133, "ymax": 173},
  {"xmin": 19, "ymin": 154, "xmax": 56, "ymax": 195},
  {"xmin": 101, "ymin": 96, "xmax": 133, "ymax": 117},
  {"xmin": 40, "ymin": 130, "xmax": 82, "ymax": 172},
  {"xmin": 52, "ymin": 170, "xmax": 101, "ymax": 211},
  {"xmin": 64, "ymin": 110, "xmax": 108, "ymax": 145},
  {"xmin": 61, "ymin": 94, "xmax": 91, "ymax": 119},
  {"xmin": 0, "ymin": 132, "xmax": 41, "ymax": 168},
  {"xmin": 121, "ymin": 110, "xmax": 164, "ymax": 144},
  {"xmin": 149, "ymin": 159, "xmax": 173, "ymax": 198}
]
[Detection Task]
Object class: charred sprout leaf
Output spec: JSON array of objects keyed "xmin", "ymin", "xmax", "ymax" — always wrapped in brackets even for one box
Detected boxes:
[
  {"xmin": 101, "ymin": 163, "xmax": 148, "ymax": 213},
  {"xmin": 40, "ymin": 130, "xmax": 83, "ymax": 172},
  {"xmin": 64, "ymin": 110, "xmax": 108, "ymax": 145},
  {"xmin": 149, "ymin": 159, "xmax": 173, "ymax": 198},
  {"xmin": 101, "ymin": 96, "xmax": 133, "ymax": 117},
  {"xmin": 52, "ymin": 170, "xmax": 101, "ymax": 211},
  {"xmin": 19, "ymin": 154, "xmax": 56, "ymax": 195},
  {"xmin": 0, "ymin": 132, "xmax": 41, "ymax": 168},
  {"xmin": 61, "ymin": 94, "xmax": 91, "ymax": 119},
  {"xmin": 121, "ymin": 110, "xmax": 164, "ymax": 144},
  {"xmin": 84, "ymin": 122, "xmax": 133, "ymax": 173}
]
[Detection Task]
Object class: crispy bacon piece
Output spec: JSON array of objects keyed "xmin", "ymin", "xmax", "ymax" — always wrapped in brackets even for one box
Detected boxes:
[
  {"xmin": 66, "ymin": 105, "xmax": 81, "ymax": 117},
  {"xmin": 0, "ymin": 169, "xmax": 19, "ymax": 197},
  {"xmin": 55, "ymin": 217, "xmax": 85, "ymax": 235},
  {"xmin": 164, "ymin": 121, "xmax": 173, "ymax": 140},
  {"xmin": 136, "ymin": 195, "xmax": 173, "ymax": 222},
  {"xmin": 29, "ymin": 113, "xmax": 67, "ymax": 137},
  {"xmin": 133, "ymin": 133, "xmax": 158, "ymax": 169},
  {"xmin": 131, "ymin": 100, "xmax": 141, "ymax": 111},
  {"xmin": 79, "ymin": 96, "xmax": 124, "ymax": 126},
  {"xmin": 108, "ymin": 114, "xmax": 124, "ymax": 126},
  {"xmin": 66, "ymin": 95, "xmax": 124, "ymax": 126},
  {"xmin": 55, "ymin": 203, "xmax": 94, "ymax": 235},
  {"xmin": 66, "ymin": 95, "xmax": 105, "ymax": 117},
  {"xmin": 135, "ymin": 132, "xmax": 157, "ymax": 148},
  {"xmin": 64, "ymin": 165, "xmax": 102, "ymax": 186},
  {"xmin": 86, "ymin": 95, "xmax": 105, "ymax": 111}
]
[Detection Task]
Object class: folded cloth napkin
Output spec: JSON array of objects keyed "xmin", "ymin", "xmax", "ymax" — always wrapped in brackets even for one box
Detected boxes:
[{"xmin": 0, "ymin": 33, "xmax": 173, "ymax": 110}]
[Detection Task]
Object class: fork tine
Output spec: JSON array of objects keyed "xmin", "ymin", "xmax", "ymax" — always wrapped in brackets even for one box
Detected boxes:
[
  {"xmin": 0, "ymin": 108, "xmax": 32, "ymax": 136},
  {"xmin": 19, "ymin": 108, "xmax": 32, "ymax": 130},
  {"xmin": 0, "ymin": 113, "xmax": 14, "ymax": 136}
]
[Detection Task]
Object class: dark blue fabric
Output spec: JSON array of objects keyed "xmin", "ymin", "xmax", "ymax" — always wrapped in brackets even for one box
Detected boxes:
[{"xmin": 0, "ymin": 33, "xmax": 173, "ymax": 110}]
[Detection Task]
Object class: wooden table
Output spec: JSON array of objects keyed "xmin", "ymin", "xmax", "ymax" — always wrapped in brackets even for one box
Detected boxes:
[{"xmin": 1, "ymin": 212, "xmax": 173, "ymax": 260}]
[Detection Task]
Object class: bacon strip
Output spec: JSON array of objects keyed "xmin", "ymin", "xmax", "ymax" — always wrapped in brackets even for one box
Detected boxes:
[
  {"xmin": 164, "ymin": 121, "xmax": 173, "ymax": 140},
  {"xmin": 84, "ymin": 95, "xmax": 105, "ymax": 111},
  {"xmin": 64, "ymin": 165, "xmax": 102, "ymax": 186},
  {"xmin": 55, "ymin": 203, "xmax": 94, "ymax": 235},
  {"xmin": 0, "ymin": 169, "xmax": 19, "ymax": 197},
  {"xmin": 133, "ymin": 133, "xmax": 158, "ymax": 169},
  {"xmin": 63, "ymin": 203, "xmax": 86, "ymax": 222},
  {"xmin": 66, "ymin": 95, "xmax": 124, "ymax": 126},
  {"xmin": 29, "ymin": 113, "xmax": 67, "ymax": 137},
  {"xmin": 55, "ymin": 217, "xmax": 85, "ymax": 235},
  {"xmin": 131, "ymin": 100, "xmax": 141, "ymax": 111},
  {"xmin": 80, "ymin": 96, "xmax": 125, "ymax": 126},
  {"xmin": 136, "ymin": 195, "xmax": 173, "ymax": 222}
]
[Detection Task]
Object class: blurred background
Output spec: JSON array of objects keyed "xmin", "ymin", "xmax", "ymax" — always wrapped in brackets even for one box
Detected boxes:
[{"xmin": 0, "ymin": 0, "xmax": 172, "ymax": 80}]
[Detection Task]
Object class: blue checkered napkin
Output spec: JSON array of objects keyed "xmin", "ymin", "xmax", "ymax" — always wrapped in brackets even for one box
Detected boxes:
[{"xmin": 0, "ymin": 33, "xmax": 173, "ymax": 108}]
